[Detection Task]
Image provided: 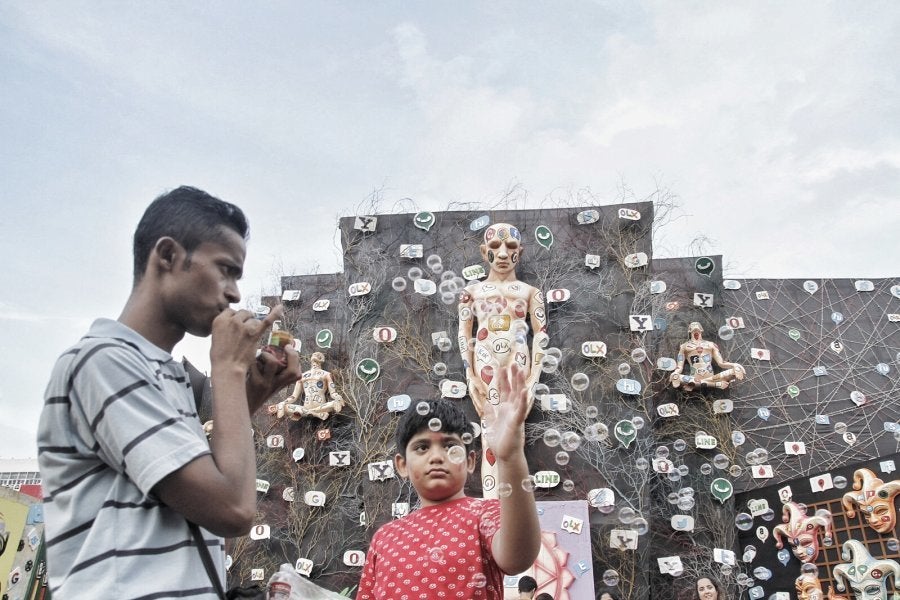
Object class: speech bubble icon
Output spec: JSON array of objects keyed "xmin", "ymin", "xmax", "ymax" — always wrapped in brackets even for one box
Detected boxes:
[
  {"xmin": 356, "ymin": 358, "xmax": 381, "ymax": 383},
  {"xmin": 756, "ymin": 526, "xmax": 769, "ymax": 543},
  {"xmin": 777, "ymin": 548, "xmax": 791, "ymax": 566},
  {"xmin": 614, "ymin": 419, "xmax": 636, "ymax": 448},
  {"xmin": 413, "ymin": 211, "xmax": 435, "ymax": 231},
  {"xmin": 534, "ymin": 225, "xmax": 554, "ymax": 250},
  {"xmin": 757, "ymin": 407, "xmax": 770, "ymax": 421},
  {"xmin": 831, "ymin": 311, "xmax": 844, "ymax": 325},
  {"xmin": 316, "ymin": 329, "xmax": 333, "ymax": 348},
  {"xmin": 892, "ymin": 285, "xmax": 900, "ymax": 299},
  {"xmin": 710, "ymin": 478, "xmax": 733, "ymax": 504},
  {"xmin": 292, "ymin": 447, "xmax": 305, "ymax": 461},
  {"xmin": 695, "ymin": 257, "xmax": 715, "ymax": 277},
  {"xmin": 803, "ymin": 280, "xmax": 819, "ymax": 294},
  {"xmin": 786, "ymin": 385, "xmax": 800, "ymax": 398},
  {"xmin": 788, "ymin": 328, "xmax": 801, "ymax": 341},
  {"xmin": 469, "ymin": 215, "xmax": 490, "ymax": 231}
]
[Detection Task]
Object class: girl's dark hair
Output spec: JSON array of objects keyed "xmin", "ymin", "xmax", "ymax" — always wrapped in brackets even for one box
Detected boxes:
[{"xmin": 133, "ymin": 186, "xmax": 249, "ymax": 284}]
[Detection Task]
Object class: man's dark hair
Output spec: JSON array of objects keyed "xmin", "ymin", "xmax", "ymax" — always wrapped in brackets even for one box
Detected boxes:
[
  {"xmin": 395, "ymin": 399, "xmax": 473, "ymax": 456},
  {"xmin": 518, "ymin": 575, "xmax": 538, "ymax": 593},
  {"xmin": 534, "ymin": 594, "xmax": 553, "ymax": 600},
  {"xmin": 132, "ymin": 186, "xmax": 249, "ymax": 284}
]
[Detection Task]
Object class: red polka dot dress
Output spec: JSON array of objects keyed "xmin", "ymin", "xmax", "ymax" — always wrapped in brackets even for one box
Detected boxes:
[{"xmin": 357, "ymin": 497, "xmax": 504, "ymax": 599}]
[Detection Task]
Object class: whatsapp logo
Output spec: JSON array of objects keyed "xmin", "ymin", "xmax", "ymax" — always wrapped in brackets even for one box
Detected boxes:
[
  {"xmin": 316, "ymin": 329, "xmax": 333, "ymax": 348},
  {"xmin": 710, "ymin": 477, "xmax": 734, "ymax": 504},
  {"xmin": 695, "ymin": 257, "xmax": 714, "ymax": 277},
  {"xmin": 414, "ymin": 211, "xmax": 435, "ymax": 231},
  {"xmin": 356, "ymin": 358, "xmax": 381, "ymax": 383},
  {"xmin": 534, "ymin": 225, "xmax": 553, "ymax": 250}
]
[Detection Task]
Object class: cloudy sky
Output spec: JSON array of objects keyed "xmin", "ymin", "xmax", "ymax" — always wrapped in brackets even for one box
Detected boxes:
[{"xmin": 1, "ymin": 2, "xmax": 898, "ymax": 459}]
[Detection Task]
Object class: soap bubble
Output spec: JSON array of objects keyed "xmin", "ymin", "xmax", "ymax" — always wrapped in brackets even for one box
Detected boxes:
[
  {"xmin": 432, "ymin": 362, "xmax": 447, "ymax": 376},
  {"xmin": 678, "ymin": 464, "xmax": 690, "ymax": 476},
  {"xmin": 632, "ymin": 416, "xmax": 645, "ymax": 430},
  {"xmin": 735, "ymin": 513, "xmax": 754, "ymax": 531},
  {"xmin": 755, "ymin": 448, "xmax": 769, "ymax": 462},
  {"xmin": 585, "ymin": 423, "xmax": 608, "ymax": 442},
  {"xmin": 719, "ymin": 564, "xmax": 733, "ymax": 577},
  {"xmin": 800, "ymin": 563, "xmax": 818, "ymax": 576},
  {"xmin": 571, "ymin": 372, "xmax": 590, "ymax": 391},
  {"xmin": 745, "ymin": 451, "xmax": 759, "ymax": 465},
  {"xmin": 562, "ymin": 479, "xmax": 575, "ymax": 492},
  {"xmin": 667, "ymin": 492, "xmax": 679, "ymax": 505},
  {"xmin": 729, "ymin": 465, "xmax": 744, "ymax": 478},
  {"xmin": 555, "ymin": 451, "xmax": 570, "ymax": 466},
  {"xmin": 630, "ymin": 348, "xmax": 647, "ymax": 363},
  {"xmin": 440, "ymin": 270, "xmax": 456, "ymax": 282},
  {"xmin": 440, "ymin": 292, "xmax": 455, "ymax": 305},
  {"xmin": 635, "ymin": 457, "xmax": 649, "ymax": 471},
  {"xmin": 759, "ymin": 508, "xmax": 775, "ymax": 522},
  {"xmin": 713, "ymin": 454, "xmax": 730, "ymax": 469},
  {"xmin": 677, "ymin": 497, "xmax": 695, "ymax": 511},
  {"xmin": 479, "ymin": 518, "xmax": 498, "ymax": 537},
  {"xmin": 602, "ymin": 569, "xmax": 620, "ymax": 587},
  {"xmin": 618, "ymin": 507, "xmax": 636, "ymax": 524},
  {"xmin": 447, "ymin": 445, "xmax": 467, "ymax": 464},
  {"xmin": 561, "ymin": 431, "xmax": 582, "ymax": 451},
  {"xmin": 543, "ymin": 429, "xmax": 561, "ymax": 447},
  {"xmin": 468, "ymin": 573, "xmax": 488, "ymax": 589},
  {"xmin": 700, "ymin": 463, "xmax": 713, "ymax": 475},
  {"xmin": 834, "ymin": 422, "xmax": 848, "ymax": 434},
  {"xmin": 833, "ymin": 475, "xmax": 848, "ymax": 489},
  {"xmin": 391, "ymin": 277, "xmax": 407, "ymax": 291},
  {"xmin": 876, "ymin": 363, "xmax": 891, "ymax": 376},
  {"xmin": 887, "ymin": 538, "xmax": 900, "ymax": 552},
  {"xmin": 497, "ymin": 482, "xmax": 512, "ymax": 498},
  {"xmin": 546, "ymin": 347, "xmax": 562, "ymax": 361},
  {"xmin": 673, "ymin": 439, "xmax": 687, "ymax": 452},
  {"xmin": 678, "ymin": 487, "xmax": 695, "ymax": 498},
  {"xmin": 436, "ymin": 337, "xmax": 452, "ymax": 352},
  {"xmin": 656, "ymin": 446, "xmax": 670, "ymax": 459},
  {"xmin": 634, "ymin": 517, "xmax": 649, "ymax": 535},
  {"xmin": 541, "ymin": 355, "xmax": 559, "ymax": 374},
  {"xmin": 532, "ymin": 383, "xmax": 550, "ymax": 401},
  {"xmin": 667, "ymin": 471, "xmax": 682, "ymax": 482},
  {"xmin": 718, "ymin": 325, "xmax": 735, "ymax": 341},
  {"xmin": 428, "ymin": 418, "xmax": 442, "ymax": 431},
  {"xmin": 407, "ymin": 267, "xmax": 422, "ymax": 280},
  {"xmin": 416, "ymin": 401, "xmax": 431, "ymax": 415},
  {"xmin": 521, "ymin": 476, "xmax": 536, "ymax": 492},
  {"xmin": 617, "ymin": 362, "xmax": 631, "ymax": 376},
  {"xmin": 585, "ymin": 405, "xmax": 599, "ymax": 419},
  {"xmin": 732, "ymin": 431, "xmax": 746, "ymax": 446}
]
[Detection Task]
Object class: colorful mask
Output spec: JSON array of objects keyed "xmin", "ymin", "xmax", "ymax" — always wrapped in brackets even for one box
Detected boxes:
[
  {"xmin": 796, "ymin": 571, "xmax": 825, "ymax": 600},
  {"xmin": 832, "ymin": 539, "xmax": 900, "ymax": 600},
  {"xmin": 772, "ymin": 502, "xmax": 834, "ymax": 563},
  {"xmin": 841, "ymin": 468, "xmax": 900, "ymax": 534}
]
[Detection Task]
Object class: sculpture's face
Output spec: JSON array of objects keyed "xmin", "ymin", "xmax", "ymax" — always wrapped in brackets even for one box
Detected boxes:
[
  {"xmin": 865, "ymin": 495, "xmax": 897, "ymax": 533},
  {"xmin": 850, "ymin": 582, "xmax": 888, "ymax": 600},
  {"xmin": 792, "ymin": 532, "xmax": 820, "ymax": 561},
  {"xmin": 688, "ymin": 322, "xmax": 703, "ymax": 340},
  {"xmin": 481, "ymin": 224, "xmax": 522, "ymax": 275},
  {"xmin": 795, "ymin": 575, "xmax": 823, "ymax": 600}
]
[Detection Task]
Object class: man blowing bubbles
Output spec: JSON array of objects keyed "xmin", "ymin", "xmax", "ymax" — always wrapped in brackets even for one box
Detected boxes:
[{"xmin": 38, "ymin": 187, "xmax": 300, "ymax": 599}]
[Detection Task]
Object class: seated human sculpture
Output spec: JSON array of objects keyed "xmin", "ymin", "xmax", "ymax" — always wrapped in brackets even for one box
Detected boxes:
[
  {"xmin": 670, "ymin": 322, "xmax": 745, "ymax": 390},
  {"xmin": 269, "ymin": 352, "xmax": 344, "ymax": 421}
]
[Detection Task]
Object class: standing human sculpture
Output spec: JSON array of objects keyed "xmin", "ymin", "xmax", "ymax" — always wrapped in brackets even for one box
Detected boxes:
[
  {"xmin": 458, "ymin": 223, "xmax": 547, "ymax": 497},
  {"xmin": 671, "ymin": 322, "xmax": 745, "ymax": 390}
]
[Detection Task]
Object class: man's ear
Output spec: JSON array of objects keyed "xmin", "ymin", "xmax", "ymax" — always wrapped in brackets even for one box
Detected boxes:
[
  {"xmin": 151, "ymin": 237, "xmax": 182, "ymax": 273},
  {"xmin": 394, "ymin": 453, "xmax": 409, "ymax": 478}
]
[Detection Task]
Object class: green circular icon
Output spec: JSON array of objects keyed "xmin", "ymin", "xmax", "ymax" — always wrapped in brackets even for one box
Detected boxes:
[
  {"xmin": 356, "ymin": 358, "xmax": 381, "ymax": 383},
  {"xmin": 788, "ymin": 328, "xmax": 801, "ymax": 341},
  {"xmin": 534, "ymin": 225, "xmax": 554, "ymax": 250},
  {"xmin": 614, "ymin": 419, "xmax": 636, "ymax": 448},
  {"xmin": 414, "ymin": 211, "xmax": 435, "ymax": 231},
  {"xmin": 695, "ymin": 257, "xmax": 715, "ymax": 277},
  {"xmin": 710, "ymin": 477, "xmax": 734, "ymax": 504},
  {"xmin": 316, "ymin": 329, "xmax": 333, "ymax": 348},
  {"xmin": 787, "ymin": 385, "xmax": 800, "ymax": 398}
]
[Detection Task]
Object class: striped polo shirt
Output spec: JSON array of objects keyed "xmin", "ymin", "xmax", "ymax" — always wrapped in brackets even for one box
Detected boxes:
[{"xmin": 37, "ymin": 319, "xmax": 224, "ymax": 599}]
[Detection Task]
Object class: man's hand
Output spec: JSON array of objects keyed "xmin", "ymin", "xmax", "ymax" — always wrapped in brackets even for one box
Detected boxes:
[{"xmin": 248, "ymin": 347, "xmax": 300, "ymax": 413}]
